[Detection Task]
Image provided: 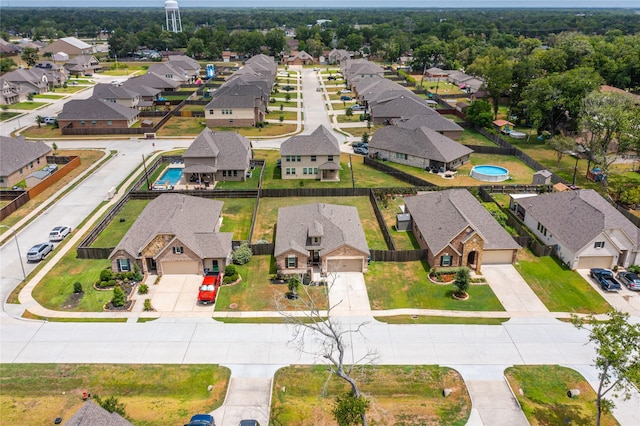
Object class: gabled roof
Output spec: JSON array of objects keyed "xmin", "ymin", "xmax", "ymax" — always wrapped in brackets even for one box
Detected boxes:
[
  {"xmin": 1, "ymin": 68, "xmax": 46, "ymax": 85},
  {"xmin": 110, "ymin": 193, "xmax": 231, "ymax": 260},
  {"xmin": 370, "ymin": 126, "xmax": 472, "ymax": 163},
  {"xmin": 65, "ymin": 55, "xmax": 99, "ymax": 66},
  {"xmin": 394, "ymin": 114, "xmax": 464, "ymax": 133},
  {"xmin": 64, "ymin": 400, "xmax": 132, "ymax": 426},
  {"xmin": 275, "ymin": 203, "xmax": 369, "ymax": 257},
  {"xmin": 58, "ymin": 99, "xmax": 139, "ymax": 121},
  {"xmin": 168, "ymin": 55, "xmax": 201, "ymax": 71},
  {"xmin": 121, "ymin": 79, "xmax": 162, "ymax": 97},
  {"xmin": 92, "ymin": 83, "xmax": 140, "ymax": 101},
  {"xmin": 205, "ymin": 91, "xmax": 260, "ymax": 109},
  {"xmin": 58, "ymin": 37, "xmax": 91, "ymax": 50},
  {"xmin": 404, "ymin": 189, "xmax": 520, "ymax": 254},
  {"xmin": 147, "ymin": 62, "xmax": 189, "ymax": 80},
  {"xmin": 280, "ymin": 125, "xmax": 340, "ymax": 156},
  {"xmin": 521, "ymin": 189, "xmax": 640, "ymax": 252},
  {"xmin": 183, "ymin": 129, "xmax": 252, "ymax": 171},
  {"xmin": 0, "ymin": 136, "xmax": 51, "ymax": 177},
  {"xmin": 124, "ymin": 73, "xmax": 180, "ymax": 90},
  {"xmin": 370, "ymin": 95, "xmax": 433, "ymax": 119}
]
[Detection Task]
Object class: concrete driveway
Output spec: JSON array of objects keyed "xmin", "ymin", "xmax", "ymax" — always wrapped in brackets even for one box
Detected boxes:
[
  {"xmin": 328, "ymin": 272, "xmax": 372, "ymax": 316},
  {"xmin": 150, "ymin": 274, "xmax": 214, "ymax": 314},
  {"xmin": 481, "ymin": 264, "xmax": 549, "ymax": 314},
  {"xmin": 576, "ymin": 269, "xmax": 640, "ymax": 314}
]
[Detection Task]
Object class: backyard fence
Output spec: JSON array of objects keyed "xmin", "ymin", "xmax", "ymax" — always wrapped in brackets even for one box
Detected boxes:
[
  {"xmin": 370, "ymin": 249, "xmax": 427, "ymax": 262},
  {"xmin": 0, "ymin": 191, "xmax": 30, "ymax": 221}
]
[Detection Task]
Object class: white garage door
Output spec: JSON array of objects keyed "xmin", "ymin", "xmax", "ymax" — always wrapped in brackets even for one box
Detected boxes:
[
  {"xmin": 327, "ymin": 258, "xmax": 363, "ymax": 273},
  {"xmin": 482, "ymin": 250, "xmax": 514, "ymax": 265},
  {"xmin": 161, "ymin": 261, "xmax": 200, "ymax": 275},
  {"xmin": 576, "ymin": 256, "xmax": 614, "ymax": 270}
]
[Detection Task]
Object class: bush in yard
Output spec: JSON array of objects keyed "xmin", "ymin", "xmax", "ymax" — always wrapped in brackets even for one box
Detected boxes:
[
  {"xmin": 287, "ymin": 274, "xmax": 301, "ymax": 299},
  {"xmin": 133, "ymin": 264, "xmax": 143, "ymax": 282},
  {"xmin": 232, "ymin": 243, "xmax": 252, "ymax": 265},
  {"xmin": 138, "ymin": 284, "xmax": 149, "ymax": 294},
  {"xmin": 111, "ymin": 286, "xmax": 125, "ymax": 307},
  {"xmin": 94, "ymin": 395, "xmax": 126, "ymax": 417},
  {"xmin": 73, "ymin": 281, "xmax": 83, "ymax": 294},
  {"xmin": 225, "ymin": 264, "xmax": 237, "ymax": 276},
  {"xmin": 100, "ymin": 268, "xmax": 113, "ymax": 282},
  {"xmin": 108, "ymin": 279, "xmax": 116, "ymax": 287},
  {"xmin": 453, "ymin": 267, "xmax": 471, "ymax": 297},
  {"xmin": 144, "ymin": 299, "xmax": 152, "ymax": 311}
]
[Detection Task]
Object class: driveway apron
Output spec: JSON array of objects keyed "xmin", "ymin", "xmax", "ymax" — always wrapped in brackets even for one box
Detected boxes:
[{"xmin": 482, "ymin": 265, "xmax": 549, "ymax": 314}]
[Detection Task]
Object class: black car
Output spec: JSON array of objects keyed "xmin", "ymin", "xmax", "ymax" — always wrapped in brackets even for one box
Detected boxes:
[
  {"xmin": 351, "ymin": 142, "xmax": 368, "ymax": 149},
  {"xmin": 617, "ymin": 271, "xmax": 640, "ymax": 291},
  {"xmin": 353, "ymin": 147, "xmax": 369, "ymax": 155},
  {"xmin": 327, "ymin": 76, "xmax": 336, "ymax": 80}
]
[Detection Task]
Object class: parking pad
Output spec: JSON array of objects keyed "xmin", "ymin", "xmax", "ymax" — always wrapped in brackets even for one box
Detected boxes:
[{"xmin": 151, "ymin": 275, "xmax": 215, "ymax": 313}]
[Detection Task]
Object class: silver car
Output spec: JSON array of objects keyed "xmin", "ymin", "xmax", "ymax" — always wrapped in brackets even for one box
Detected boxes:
[
  {"xmin": 26, "ymin": 242, "xmax": 54, "ymax": 262},
  {"xmin": 49, "ymin": 226, "xmax": 71, "ymax": 242}
]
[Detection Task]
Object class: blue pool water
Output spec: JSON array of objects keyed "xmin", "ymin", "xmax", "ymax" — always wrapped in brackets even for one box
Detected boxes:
[
  {"xmin": 157, "ymin": 167, "xmax": 183, "ymax": 186},
  {"xmin": 470, "ymin": 165, "xmax": 509, "ymax": 182}
]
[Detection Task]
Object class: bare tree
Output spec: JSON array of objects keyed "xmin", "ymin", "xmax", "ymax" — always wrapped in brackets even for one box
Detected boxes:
[{"xmin": 277, "ymin": 273, "xmax": 377, "ymax": 426}]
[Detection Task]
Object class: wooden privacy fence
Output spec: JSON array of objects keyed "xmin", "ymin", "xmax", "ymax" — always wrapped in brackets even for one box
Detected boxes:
[
  {"xmin": 28, "ymin": 156, "xmax": 80, "ymax": 199},
  {"xmin": 364, "ymin": 157, "xmax": 436, "ymax": 187},
  {"xmin": 370, "ymin": 249, "xmax": 427, "ymax": 262},
  {"xmin": 0, "ymin": 191, "xmax": 30, "ymax": 221}
]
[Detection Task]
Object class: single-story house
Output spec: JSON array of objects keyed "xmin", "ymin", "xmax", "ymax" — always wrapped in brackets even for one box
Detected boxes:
[
  {"xmin": 63, "ymin": 55, "xmax": 101, "ymax": 76},
  {"xmin": 109, "ymin": 193, "xmax": 233, "ymax": 275},
  {"xmin": 92, "ymin": 83, "xmax": 141, "ymax": 109},
  {"xmin": 274, "ymin": 203, "xmax": 370, "ymax": 275},
  {"xmin": 518, "ymin": 189, "xmax": 640, "ymax": 269},
  {"xmin": 370, "ymin": 126, "xmax": 472, "ymax": 172},
  {"xmin": 57, "ymin": 99, "xmax": 139, "ymax": 130},
  {"xmin": 404, "ymin": 189, "xmax": 520, "ymax": 272},
  {"xmin": 393, "ymin": 113, "xmax": 464, "ymax": 140},
  {"xmin": 41, "ymin": 37, "xmax": 94, "ymax": 56},
  {"xmin": 182, "ymin": 129, "xmax": 253, "ymax": 185},
  {"xmin": 0, "ymin": 136, "xmax": 52, "ymax": 189},
  {"xmin": 280, "ymin": 125, "xmax": 341, "ymax": 181},
  {"xmin": 64, "ymin": 400, "xmax": 132, "ymax": 426},
  {"xmin": 285, "ymin": 50, "xmax": 314, "ymax": 65}
]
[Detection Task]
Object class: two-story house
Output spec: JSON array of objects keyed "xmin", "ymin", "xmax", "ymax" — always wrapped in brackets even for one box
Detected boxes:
[{"xmin": 280, "ymin": 125, "xmax": 341, "ymax": 182}]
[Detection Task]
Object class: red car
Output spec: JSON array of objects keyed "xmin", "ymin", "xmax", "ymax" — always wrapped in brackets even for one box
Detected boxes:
[{"xmin": 197, "ymin": 272, "xmax": 221, "ymax": 304}]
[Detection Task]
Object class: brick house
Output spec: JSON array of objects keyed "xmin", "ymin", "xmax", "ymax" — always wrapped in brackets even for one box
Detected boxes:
[
  {"xmin": 280, "ymin": 126, "xmax": 341, "ymax": 181},
  {"xmin": 0, "ymin": 136, "xmax": 52, "ymax": 189},
  {"xmin": 57, "ymin": 99, "xmax": 139, "ymax": 130}
]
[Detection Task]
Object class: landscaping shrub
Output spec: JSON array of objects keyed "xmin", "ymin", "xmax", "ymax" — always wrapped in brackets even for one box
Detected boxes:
[
  {"xmin": 94, "ymin": 395, "xmax": 126, "ymax": 417},
  {"xmin": 108, "ymin": 279, "xmax": 116, "ymax": 287},
  {"xmin": 100, "ymin": 269, "xmax": 114, "ymax": 282},
  {"xmin": 627, "ymin": 264, "xmax": 640, "ymax": 273},
  {"xmin": 453, "ymin": 268, "xmax": 471, "ymax": 296},
  {"xmin": 144, "ymin": 299, "xmax": 152, "ymax": 311},
  {"xmin": 73, "ymin": 281, "xmax": 83, "ymax": 294},
  {"xmin": 138, "ymin": 284, "xmax": 149, "ymax": 295},
  {"xmin": 224, "ymin": 264, "xmax": 237, "ymax": 276},
  {"xmin": 133, "ymin": 264, "xmax": 143, "ymax": 282},
  {"xmin": 111, "ymin": 286, "xmax": 125, "ymax": 307},
  {"xmin": 232, "ymin": 243, "xmax": 252, "ymax": 265}
]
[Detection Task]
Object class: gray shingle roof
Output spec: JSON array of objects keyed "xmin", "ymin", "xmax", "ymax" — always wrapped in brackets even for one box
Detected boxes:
[
  {"xmin": 0, "ymin": 136, "xmax": 51, "ymax": 176},
  {"xmin": 370, "ymin": 126, "xmax": 472, "ymax": 163},
  {"xmin": 91, "ymin": 83, "xmax": 140, "ymax": 101},
  {"xmin": 110, "ymin": 193, "xmax": 231, "ymax": 260},
  {"xmin": 274, "ymin": 203, "xmax": 370, "ymax": 257},
  {"xmin": 183, "ymin": 129, "xmax": 252, "ymax": 171},
  {"xmin": 64, "ymin": 400, "xmax": 132, "ymax": 426},
  {"xmin": 58, "ymin": 99, "xmax": 139, "ymax": 121},
  {"xmin": 404, "ymin": 189, "xmax": 520, "ymax": 254},
  {"xmin": 280, "ymin": 125, "xmax": 340, "ymax": 156},
  {"xmin": 124, "ymin": 73, "xmax": 180, "ymax": 90},
  {"xmin": 521, "ymin": 189, "xmax": 640, "ymax": 251},
  {"xmin": 370, "ymin": 95, "xmax": 433, "ymax": 119},
  {"xmin": 394, "ymin": 114, "xmax": 464, "ymax": 133}
]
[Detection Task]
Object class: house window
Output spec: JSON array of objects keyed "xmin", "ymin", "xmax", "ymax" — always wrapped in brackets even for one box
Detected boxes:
[
  {"xmin": 440, "ymin": 255, "xmax": 452, "ymax": 267},
  {"xmin": 80, "ymin": 120, "xmax": 85, "ymax": 126},
  {"xmin": 537, "ymin": 222, "xmax": 547, "ymax": 237},
  {"xmin": 117, "ymin": 258, "xmax": 131, "ymax": 272},
  {"xmin": 209, "ymin": 109, "xmax": 214, "ymax": 115},
  {"xmin": 37, "ymin": 158, "xmax": 40, "ymax": 164},
  {"xmin": 328, "ymin": 155, "xmax": 334, "ymax": 162},
  {"xmin": 296, "ymin": 156, "xmax": 301, "ymax": 162},
  {"xmin": 222, "ymin": 170, "xmax": 227, "ymax": 177},
  {"xmin": 91, "ymin": 120, "xmax": 96, "ymax": 126},
  {"xmin": 286, "ymin": 168, "xmax": 291, "ymax": 175},
  {"xmin": 594, "ymin": 241, "xmax": 605, "ymax": 249},
  {"xmin": 172, "ymin": 246, "xmax": 184, "ymax": 254},
  {"xmin": 233, "ymin": 170, "xmax": 238, "ymax": 177},
  {"xmin": 314, "ymin": 168, "xmax": 318, "ymax": 174},
  {"xmin": 19, "ymin": 168, "xmax": 23, "ymax": 175},
  {"xmin": 303, "ymin": 168, "xmax": 308, "ymax": 175},
  {"xmin": 395, "ymin": 152, "xmax": 408, "ymax": 160},
  {"xmin": 311, "ymin": 155, "xmax": 316, "ymax": 162},
  {"xmin": 107, "ymin": 120, "xmax": 112, "ymax": 126},
  {"xmin": 29, "ymin": 161, "xmax": 33, "ymax": 167},
  {"xmin": 287, "ymin": 256, "xmax": 297, "ymax": 268}
]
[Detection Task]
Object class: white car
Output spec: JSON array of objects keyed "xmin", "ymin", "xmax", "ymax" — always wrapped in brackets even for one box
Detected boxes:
[
  {"xmin": 27, "ymin": 242, "xmax": 54, "ymax": 262},
  {"xmin": 49, "ymin": 226, "xmax": 72, "ymax": 242},
  {"xmin": 313, "ymin": 67, "xmax": 320, "ymax": 71},
  {"xmin": 340, "ymin": 89, "xmax": 351, "ymax": 93}
]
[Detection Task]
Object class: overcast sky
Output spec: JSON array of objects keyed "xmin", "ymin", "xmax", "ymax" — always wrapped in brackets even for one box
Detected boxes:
[{"xmin": 1, "ymin": 1, "xmax": 639, "ymax": 8}]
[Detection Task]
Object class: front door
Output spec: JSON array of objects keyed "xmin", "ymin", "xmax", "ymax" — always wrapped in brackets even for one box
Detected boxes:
[
  {"xmin": 146, "ymin": 257, "xmax": 157, "ymax": 273},
  {"xmin": 467, "ymin": 251, "xmax": 477, "ymax": 269}
]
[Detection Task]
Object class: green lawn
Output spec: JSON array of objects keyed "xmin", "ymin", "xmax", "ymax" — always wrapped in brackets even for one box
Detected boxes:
[
  {"xmin": 91, "ymin": 200, "xmax": 150, "ymax": 247},
  {"xmin": 253, "ymin": 196, "xmax": 387, "ymax": 249},
  {"xmin": 377, "ymin": 195, "xmax": 421, "ymax": 250},
  {"xmin": 505, "ymin": 366, "xmax": 619, "ymax": 426},
  {"xmin": 49, "ymin": 85, "xmax": 86, "ymax": 94},
  {"xmin": 11, "ymin": 101, "xmax": 49, "ymax": 110},
  {"xmin": 33, "ymin": 94, "xmax": 65, "ymax": 100},
  {"xmin": 366, "ymin": 261, "xmax": 505, "ymax": 311},
  {"xmin": 271, "ymin": 365, "xmax": 471, "ymax": 425},
  {"xmin": 459, "ymin": 128, "xmax": 500, "ymax": 147},
  {"xmin": 156, "ymin": 116, "xmax": 206, "ymax": 136},
  {"xmin": 218, "ymin": 198, "xmax": 256, "ymax": 240},
  {"xmin": 265, "ymin": 110, "xmax": 297, "ymax": 120},
  {"xmin": 515, "ymin": 255, "xmax": 611, "ymax": 314},
  {"xmin": 0, "ymin": 364, "xmax": 230, "ymax": 426},
  {"xmin": 0, "ymin": 112, "xmax": 20, "ymax": 121},
  {"xmin": 215, "ymin": 166, "xmax": 261, "ymax": 190},
  {"xmin": 269, "ymin": 100, "xmax": 298, "ymax": 108}
]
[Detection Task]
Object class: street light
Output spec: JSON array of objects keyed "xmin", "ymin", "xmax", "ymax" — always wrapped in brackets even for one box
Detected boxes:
[{"xmin": 0, "ymin": 225, "xmax": 27, "ymax": 283}]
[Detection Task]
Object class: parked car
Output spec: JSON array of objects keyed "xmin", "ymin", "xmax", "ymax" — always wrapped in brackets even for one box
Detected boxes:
[
  {"xmin": 49, "ymin": 226, "xmax": 71, "ymax": 242},
  {"xmin": 239, "ymin": 421, "xmax": 259, "ymax": 426},
  {"xmin": 185, "ymin": 414, "xmax": 215, "ymax": 426},
  {"xmin": 351, "ymin": 142, "xmax": 368, "ymax": 149},
  {"xmin": 44, "ymin": 164, "xmax": 58, "ymax": 173},
  {"xmin": 316, "ymin": 87, "xmax": 322, "ymax": 92},
  {"xmin": 351, "ymin": 104, "xmax": 365, "ymax": 111},
  {"xmin": 327, "ymin": 76, "xmax": 336, "ymax": 80},
  {"xmin": 282, "ymin": 85, "xmax": 294, "ymax": 91},
  {"xmin": 353, "ymin": 147, "xmax": 369, "ymax": 155},
  {"xmin": 617, "ymin": 271, "xmax": 640, "ymax": 291},
  {"xmin": 590, "ymin": 268, "xmax": 622, "ymax": 292},
  {"xmin": 26, "ymin": 242, "xmax": 54, "ymax": 262},
  {"xmin": 313, "ymin": 67, "xmax": 320, "ymax": 71},
  {"xmin": 340, "ymin": 89, "xmax": 351, "ymax": 94},
  {"xmin": 340, "ymin": 95, "xmax": 352, "ymax": 101},
  {"xmin": 198, "ymin": 271, "xmax": 221, "ymax": 305},
  {"xmin": 41, "ymin": 116, "xmax": 56, "ymax": 124}
]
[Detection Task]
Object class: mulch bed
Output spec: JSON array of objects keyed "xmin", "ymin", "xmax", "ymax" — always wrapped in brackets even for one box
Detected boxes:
[
  {"xmin": 62, "ymin": 292, "xmax": 84, "ymax": 310},
  {"xmin": 104, "ymin": 300, "xmax": 134, "ymax": 311}
]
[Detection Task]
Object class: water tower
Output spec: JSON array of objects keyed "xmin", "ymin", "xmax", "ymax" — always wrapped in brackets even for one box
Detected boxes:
[{"xmin": 165, "ymin": 0, "xmax": 182, "ymax": 34}]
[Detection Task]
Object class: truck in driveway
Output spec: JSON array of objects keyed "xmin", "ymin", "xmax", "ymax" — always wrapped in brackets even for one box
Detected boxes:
[
  {"xmin": 197, "ymin": 271, "xmax": 221, "ymax": 304},
  {"xmin": 590, "ymin": 268, "xmax": 622, "ymax": 292}
]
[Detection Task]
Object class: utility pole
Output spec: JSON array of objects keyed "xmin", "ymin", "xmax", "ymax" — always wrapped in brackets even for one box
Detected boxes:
[{"xmin": 142, "ymin": 154, "xmax": 151, "ymax": 189}]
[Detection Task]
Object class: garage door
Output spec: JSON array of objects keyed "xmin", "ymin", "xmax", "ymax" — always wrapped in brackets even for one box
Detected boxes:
[
  {"xmin": 576, "ymin": 256, "xmax": 614, "ymax": 270},
  {"xmin": 327, "ymin": 258, "xmax": 363, "ymax": 273},
  {"xmin": 161, "ymin": 261, "xmax": 200, "ymax": 275},
  {"xmin": 482, "ymin": 250, "xmax": 514, "ymax": 265}
]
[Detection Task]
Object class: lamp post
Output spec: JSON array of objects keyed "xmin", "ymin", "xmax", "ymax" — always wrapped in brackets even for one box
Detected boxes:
[{"xmin": 0, "ymin": 225, "xmax": 27, "ymax": 283}]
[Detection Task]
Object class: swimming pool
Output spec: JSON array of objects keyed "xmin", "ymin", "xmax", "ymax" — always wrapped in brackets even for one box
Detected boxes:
[
  {"xmin": 470, "ymin": 165, "xmax": 509, "ymax": 182},
  {"xmin": 156, "ymin": 167, "xmax": 183, "ymax": 187}
]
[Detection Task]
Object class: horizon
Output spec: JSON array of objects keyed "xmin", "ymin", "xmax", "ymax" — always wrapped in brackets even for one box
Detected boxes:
[{"xmin": 1, "ymin": 1, "xmax": 639, "ymax": 8}]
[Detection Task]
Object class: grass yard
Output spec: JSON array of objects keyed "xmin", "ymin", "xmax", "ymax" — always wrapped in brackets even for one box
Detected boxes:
[
  {"xmin": 216, "ymin": 255, "xmax": 328, "ymax": 311},
  {"xmin": 32, "ymin": 256, "xmax": 113, "ymax": 311},
  {"xmin": 459, "ymin": 128, "xmax": 500, "ymax": 147},
  {"xmin": 33, "ymin": 94, "xmax": 65, "ymax": 100},
  {"xmin": 505, "ymin": 365, "xmax": 619, "ymax": 426},
  {"xmin": 515, "ymin": 253, "xmax": 610, "ymax": 314},
  {"xmin": 265, "ymin": 110, "xmax": 297, "ymax": 120},
  {"xmin": 11, "ymin": 101, "xmax": 49, "ymax": 110},
  {"xmin": 366, "ymin": 261, "xmax": 505, "ymax": 311},
  {"xmin": 215, "ymin": 166, "xmax": 262, "ymax": 190},
  {"xmin": 269, "ymin": 100, "xmax": 298, "ymax": 108},
  {"xmin": 252, "ymin": 196, "xmax": 387, "ymax": 249},
  {"xmin": 0, "ymin": 364, "xmax": 229, "ymax": 426},
  {"xmin": 336, "ymin": 113, "xmax": 366, "ymax": 123},
  {"xmin": 0, "ymin": 112, "xmax": 20, "ymax": 121},
  {"xmin": 180, "ymin": 104, "xmax": 203, "ymax": 112},
  {"xmin": 19, "ymin": 125, "xmax": 62, "ymax": 138},
  {"xmin": 90, "ymin": 200, "xmax": 150, "ymax": 247},
  {"xmin": 218, "ymin": 198, "xmax": 256, "ymax": 240},
  {"xmin": 346, "ymin": 126, "xmax": 382, "ymax": 138},
  {"xmin": 377, "ymin": 315, "xmax": 508, "ymax": 325},
  {"xmin": 156, "ymin": 116, "xmax": 206, "ymax": 136},
  {"xmin": 271, "ymin": 365, "xmax": 471, "ymax": 425},
  {"xmin": 211, "ymin": 123, "xmax": 297, "ymax": 137},
  {"xmin": 377, "ymin": 195, "xmax": 421, "ymax": 250},
  {"xmin": 1, "ymin": 150, "xmax": 105, "ymax": 233},
  {"xmin": 50, "ymin": 85, "xmax": 87, "ymax": 94}
]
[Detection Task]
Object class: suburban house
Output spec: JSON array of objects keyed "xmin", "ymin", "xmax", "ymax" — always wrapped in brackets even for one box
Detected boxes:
[
  {"xmin": 120, "ymin": 79, "xmax": 162, "ymax": 104},
  {"xmin": 57, "ymin": 99, "xmax": 139, "ymax": 130},
  {"xmin": 447, "ymin": 70, "xmax": 484, "ymax": 93},
  {"xmin": 34, "ymin": 61, "xmax": 67, "ymax": 87},
  {"xmin": 327, "ymin": 48, "xmax": 350, "ymax": 64},
  {"xmin": 274, "ymin": 203, "xmax": 370, "ymax": 275},
  {"xmin": 393, "ymin": 114, "xmax": 464, "ymax": 140},
  {"xmin": 369, "ymin": 126, "xmax": 472, "ymax": 171},
  {"xmin": 221, "ymin": 50, "xmax": 239, "ymax": 62},
  {"xmin": 424, "ymin": 67, "xmax": 450, "ymax": 80},
  {"xmin": 41, "ymin": 37, "xmax": 94, "ymax": 56},
  {"xmin": 518, "ymin": 189, "xmax": 640, "ymax": 269},
  {"xmin": 0, "ymin": 68, "xmax": 48, "ymax": 96},
  {"xmin": 92, "ymin": 83, "xmax": 141, "ymax": 109},
  {"xmin": 147, "ymin": 62, "xmax": 191, "ymax": 83},
  {"xmin": 123, "ymin": 73, "xmax": 180, "ymax": 92},
  {"xmin": 368, "ymin": 94, "xmax": 436, "ymax": 125},
  {"xmin": 0, "ymin": 136, "xmax": 52, "ymax": 189},
  {"xmin": 280, "ymin": 125, "xmax": 341, "ymax": 181},
  {"xmin": 109, "ymin": 193, "xmax": 233, "ymax": 275},
  {"xmin": 64, "ymin": 400, "xmax": 132, "ymax": 426},
  {"xmin": 182, "ymin": 129, "xmax": 253, "ymax": 185},
  {"xmin": 0, "ymin": 77, "xmax": 20, "ymax": 105},
  {"xmin": 285, "ymin": 50, "xmax": 314, "ymax": 65},
  {"xmin": 63, "ymin": 55, "xmax": 101, "ymax": 76},
  {"xmin": 167, "ymin": 55, "xmax": 201, "ymax": 80},
  {"xmin": 404, "ymin": 189, "xmax": 520, "ymax": 272},
  {"xmin": 0, "ymin": 38, "xmax": 21, "ymax": 56}
]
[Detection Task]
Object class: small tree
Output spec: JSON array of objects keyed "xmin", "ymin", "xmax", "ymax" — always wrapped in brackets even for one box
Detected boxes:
[
  {"xmin": 279, "ymin": 103, "xmax": 284, "ymax": 111},
  {"xmin": 36, "ymin": 115, "xmax": 42, "ymax": 128},
  {"xmin": 573, "ymin": 310, "xmax": 640, "ymax": 426},
  {"xmin": 279, "ymin": 115, "xmax": 284, "ymax": 123},
  {"xmin": 52, "ymin": 142, "xmax": 58, "ymax": 155},
  {"xmin": 334, "ymin": 392, "xmax": 370, "ymax": 426},
  {"xmin": 100, "ymin": 268, "xmax": 114, "ymax": 282},
  {"xmin": 285, "ymin": 92, "xmax": 291, "ymax": 102},
  {"xmin": 73, "ymin": 281, "xmax": 83, "ymax": 294},
  {"xmin": 361, "ymin": 133, "xmax": 369, "ymax": 144},
  {"xmin": 27, "ymin": 93, "xmax": 34, "ymax": 101},
  {"xmin": 94, "ymin": 395, "xmax": 126, "ymax": 417},
  {"xmin": 345, "ymin": 107, "xmax": 353, "ymax": 117},
  {"xmin": 453, "ymin": 267, "xmax": 470, "ymax": 298},
  {"xmin": 232, "ymin": 243, "xmax": 252, "ymax": 265},
  {"xmin": 466, "ymin": 100, "xmax": 494, "ymax": 128},
  {"xmin": 111, "ymin": 286, "xmax": 125, "ymax": 307},
  {"xmin": 547, "ymin": 134, "xmax": 575, "ymax": 164},
  {"xmin": 287, "ymin": 274, "xmax": 301, "ymax": 299}
]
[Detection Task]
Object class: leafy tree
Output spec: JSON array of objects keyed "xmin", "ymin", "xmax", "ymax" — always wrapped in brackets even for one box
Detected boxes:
[
  {"xmin": 361, "ymin": 132, "xmax": 369, "ymax": 144},
  {"xmin": 333, "ymin": 392, "xmax": 370, "ymax": 426},
  {"xmin": 453, "ymin": 268, "xmax": 470, "ymax": 298},
  {"xmin": 265, "ymin": 29, "xmax": 286, "ymax": 57},
  {"xmin": 21, "ymin": 47, "xmax": 39, "ymax": 67},
  {"xmin": 232, "ymin": 243, "xmax": 252, "ymax": 265},
  {"xmin": 344, "ymin": 33, "xmax": 364, "ymax": 51},
  {"xmin": 185, "ymin": 38, "xmax": 205, "ymax": 59},
  {"xmin": 345, "ymin": 107, "xmax": 353, "ymax": 117},
  {"xmin": 52, "ymin": 142, "xmax": 58, "ymax": 154},
  {"xmin": 94, "ymin": 395, "xmax": 126, "ymax": 417},
  {"xmin": 287, "ymin": 274, "xmax": 301, "ymax": 299},
  {"xmin": 466, "ymin": 100, "xmax": 493, "ymax": 128},
  {"xmin": 0, "ymin": 57, "xmax": 16, "ymax": 73},
  {"xmin": 572, "ymin": 311, "xmax": 640, "ymax": 426},
  {"xmin": 111, "ymin": 286, "xmax": 125, "ymax": 307},
  {"xmin": 36, "ymin": 115, "xmax": 42, "ymax": 128},
  {"xmin": 547, "ymin": 134, "xmax": 575, "ymax": 164}
]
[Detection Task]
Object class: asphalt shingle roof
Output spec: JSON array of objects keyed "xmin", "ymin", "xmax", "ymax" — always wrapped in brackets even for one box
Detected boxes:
[
  {"xmin": 58, "ymin": 99, "xmax": 139, "ymax": 121},
  {"xmin": 404, "ymin": 189, "xmax": 521, "ymax": 254},
  {"xmin": 92, "ymin": 83, "xmax": 140, "ymax": 101},
  {"xmin": 370, "ymin": 126, "xmax": 472, "ymax": 163},
  {"xmin": 64, "ymin": 400, "xmax": 132, "ymax": 426},
  {"xmin": 280, "ymin": 125, "xmax": 340, "ymax": 156},
  {"xmin": 183, "ymin": 129, "xmax": 252, "ymax": 171},
  {"xmin": 0, "ymin": 136, "xmax": 51, "ymax": 177},
  {"xmin": 394, "ymin": 114, "xmax": 464, "ymax": 133}
]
